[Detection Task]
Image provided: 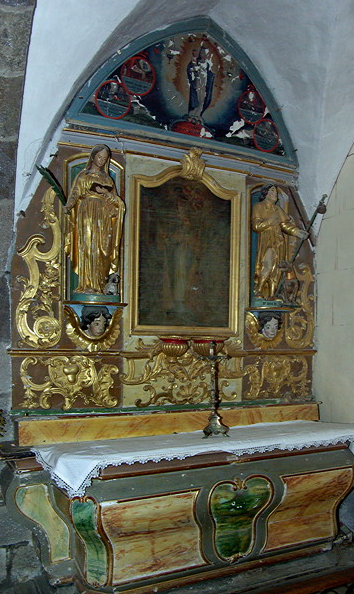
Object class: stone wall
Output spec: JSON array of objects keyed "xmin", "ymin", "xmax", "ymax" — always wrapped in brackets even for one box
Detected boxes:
[
  {"xmin": 314, "ymin": 142, "xmax": 354, "ymax": 422},
  {"xmin": 0, "ymin": 1, "xmax": 41, "ymax": 590},
  {"xmin": 0, "ymin": 0, "xmax": 35, "ymax": 439}
]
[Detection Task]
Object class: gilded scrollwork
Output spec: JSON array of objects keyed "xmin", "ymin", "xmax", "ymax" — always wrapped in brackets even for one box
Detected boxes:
[
  {"xmin": 180, "ymin": 147, "xmax": 205, "ymax": 180},
  {"xmin": 20, "ymin": 356, "xmax": 119, "ymax": 410},
  {"xmin": 122, "ymin": 351, "xmax": 210, "ymax": 407},
  {"xmin": 119, "ymin": 337, "xmax": 243, "ymax": 406},
  {"xmin": 285, "ymin": 263, "xmax": 314, "ymax": 349},
  {"xmin": 217, "ymin": 354, "xmax": 244, "ymax": 401},
  {"xmin": 243, "ymin": 355, "xmax": 310, "ymax": 400},
  {"xmin": 64, "ymin": 306, "xmax": 122, "ymax": 352},
  {"xmin": 16, "ymin": 188, "xmax": 61, "ymax": 348}
]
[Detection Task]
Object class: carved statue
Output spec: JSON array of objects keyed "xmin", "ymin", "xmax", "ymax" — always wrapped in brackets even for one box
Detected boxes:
[
  {"xmin": 80, "ymin": 305, "xmax": 112, "ymax": 338},
  {"xmin": 258, "ymin": 311, "xmax": 283, "ymax": 339},
  {"xmin": 252, "ymin": 184, "xmax": 308, "ymax": 300},
  {"xmin": 65, "ymin": 144, "xmax": 125, "ymax": 294}
]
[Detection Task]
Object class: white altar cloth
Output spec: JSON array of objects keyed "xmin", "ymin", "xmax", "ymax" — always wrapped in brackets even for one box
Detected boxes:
[{"xmin": 32, "ymin": 420, "xmax": 354, "ymax": 497}]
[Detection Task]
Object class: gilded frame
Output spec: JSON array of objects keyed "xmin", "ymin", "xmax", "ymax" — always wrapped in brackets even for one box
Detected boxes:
[{"xmin": 130, "ymin": 149, "xmax": 240, "ymax": 337}]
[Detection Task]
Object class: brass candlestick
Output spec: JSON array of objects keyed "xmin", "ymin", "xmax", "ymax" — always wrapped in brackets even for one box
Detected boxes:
[{"xmin": 193, "ymin": 339, "xmax": 230, "ymax": 438}]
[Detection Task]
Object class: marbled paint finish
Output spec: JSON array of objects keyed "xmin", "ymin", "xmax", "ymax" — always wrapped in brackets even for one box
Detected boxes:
[
  {"xmin": 15, "ymin": 484, "xmax": 70, "ymax": 563},
  {"xmin": 71, "ymin": 498, "xmax": 107, "ymax": 587},
  {"xmin": 210, "ymin": 477, "xmax": 272, "ymax": 560},
  {"xmin": 265, "ymin": 467, "xmax": 353, "ymax": 550},
  {"xmin": 100, "ymin": 491, "xmax": 205, "ymax": 585},
  {"xmin": 18, "ymin": 403, "xmax": 319, "ymax": 445}
]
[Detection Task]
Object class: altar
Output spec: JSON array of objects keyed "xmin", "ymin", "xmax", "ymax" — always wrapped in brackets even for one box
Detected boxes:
[
  {"xmin": 3, "ymin": 22, "xmax": 354, "ymax": 593},
  {"xmin": 2, "ymin": 416, "xmax": 353, "ymax": 593}
]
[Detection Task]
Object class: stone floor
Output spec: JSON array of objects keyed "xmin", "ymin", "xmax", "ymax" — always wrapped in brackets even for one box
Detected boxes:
[
  {"xmin": 2, "ymin": 579, "xmax": 354, "ymax": 594},
  {"xmin": 1, "ymin": 542, "xmax": 354, "ymax": 594},
  {"xmin": 2, "ymin": 574, "xmax": 354, "ymax": 594}
]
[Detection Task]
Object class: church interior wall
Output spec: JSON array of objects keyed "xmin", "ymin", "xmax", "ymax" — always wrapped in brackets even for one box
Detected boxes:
[{"xmin": 314, "ymin": 142, "xmax": 354, "ymax": 423}]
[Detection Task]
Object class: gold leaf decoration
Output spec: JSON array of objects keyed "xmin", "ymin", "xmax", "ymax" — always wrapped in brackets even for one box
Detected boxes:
[
  {"xmin": 119, "ymin": 338, "xmax": 243, "ymax": 406},
  {"xmin": 120, "ymin": 347, "xmax": 210, "ymax": 407},
  {"xmin": 243, "ymin": 355, "xmax": 310, "ymax": 400},
  {"xmin": 64, "ymin": 306, "xmax": 122, "ymax": 352},
  {"xmin": 20, "ymin": 356, "xmax": 119, "ymax": 410},
  {"xmin": 16, "ymin": 188, "xmax": 61, "ymax": 348},
  {"xmin": 285, "ymin": 263, "xmax": 314, "ymax": 349},
  {"xmin": 180, "ymin": 147, "xmax": 205, "ymax": 180}
]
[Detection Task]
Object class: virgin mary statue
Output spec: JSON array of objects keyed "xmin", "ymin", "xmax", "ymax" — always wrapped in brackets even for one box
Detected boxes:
[{"xmin": 65, "ymin": 144, "xmax": 125, "ymax": 294}]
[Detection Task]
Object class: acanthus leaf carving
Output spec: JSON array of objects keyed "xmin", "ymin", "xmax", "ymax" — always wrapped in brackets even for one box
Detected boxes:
[
  {"xmin": 16, "ymin": 188, "xmax": 61, "ymax": 348},
  {"xmin": 20, "ymin": 355, "xmax": 119, "ymax": 410},
  {"xmin": 285, "ymin": 263, "xmax": 314, "ymax": 349}
]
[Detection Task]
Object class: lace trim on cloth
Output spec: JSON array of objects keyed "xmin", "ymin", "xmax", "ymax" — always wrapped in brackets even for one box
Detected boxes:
[{"xmin": 32, "ymin": 420, "xmax": 354, "ymax": 498}]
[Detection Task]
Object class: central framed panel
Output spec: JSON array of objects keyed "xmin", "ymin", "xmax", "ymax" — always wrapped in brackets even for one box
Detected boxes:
[{"xmin": 130, "ymin": 153, "xmax": 240, "ymax": 336}]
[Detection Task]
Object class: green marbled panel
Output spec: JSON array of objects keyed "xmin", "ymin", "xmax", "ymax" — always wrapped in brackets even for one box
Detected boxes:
[
  {"xmin": 210, "ymin": 477, "xmax": 271, "ymax": 560},
  {"xmin": 71, "ymin": 499, "xmax": 107, "ymax": 587},
  {"xmin": 15, "ymin": 484, "xmax": 70, "ymax": 562}
]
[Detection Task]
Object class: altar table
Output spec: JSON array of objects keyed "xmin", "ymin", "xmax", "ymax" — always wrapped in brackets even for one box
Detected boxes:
[{"xmin": 5, "ymin": 420, "xmax": 354, "ymax": 594}]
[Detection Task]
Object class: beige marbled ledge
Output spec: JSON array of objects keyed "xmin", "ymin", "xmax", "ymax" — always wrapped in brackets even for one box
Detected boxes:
[
  {"xmin": 17, "ymin": 403, "xmax": 319, "ymax": 446},
  {"xmin": 100, "ymin": 491, "xmax": 205, "ymax": 585},
  {"xmin": 265, "ymin": 467, "xmax": 353, "ymax": 551}
]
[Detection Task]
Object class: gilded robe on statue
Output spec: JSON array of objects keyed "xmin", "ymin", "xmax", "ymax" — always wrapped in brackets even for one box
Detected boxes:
[
  {"xmin": 252, "ymin": 184, "xmax": 307, "ymax": 300},
  {"xmin": 65, "ymin": 145, "xmax": 125, "ymax": 294}
]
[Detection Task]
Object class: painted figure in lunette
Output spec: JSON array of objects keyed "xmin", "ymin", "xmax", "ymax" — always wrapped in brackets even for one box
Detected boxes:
[
  {"xmin": 65, "ymin": 144, "xmax": 125, "ymax": 294},
  {"xmin": 187, "ymin": 46, "xmax": 215, "ymax": 121},
  {"xmin": 252, "ymin": 184, "xmax": 307, "ymax": 300}
]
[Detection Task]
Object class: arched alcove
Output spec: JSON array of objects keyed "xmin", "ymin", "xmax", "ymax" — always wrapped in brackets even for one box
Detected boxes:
[
  {"xmin": 66, "ymin": 17, "xmax": 297, "ymax": 166},
  {"xmin": 3, "ymin": 5, "xmax": 354, "ymax": 594}
]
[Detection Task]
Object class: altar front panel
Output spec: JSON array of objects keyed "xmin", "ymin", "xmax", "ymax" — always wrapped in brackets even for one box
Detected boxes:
[{"xmin": 5, "ymin": 442, "xmax": 353, "ymax": 593}]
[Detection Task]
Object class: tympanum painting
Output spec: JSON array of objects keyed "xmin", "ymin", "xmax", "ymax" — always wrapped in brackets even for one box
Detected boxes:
[{"xmin": 75, "ymin": 31, "xmax": 285, "ymax": 157}]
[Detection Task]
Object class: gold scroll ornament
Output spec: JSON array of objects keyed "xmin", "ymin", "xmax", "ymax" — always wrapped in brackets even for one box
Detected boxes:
[
  {"xmin": 246, "ymin": 263, "xmax": 314, "ymax": 351},
  {"xmin": 242, "ymin": 355, "xmax": 310, "ymax": 400},
  {"xmin": 20, "ymin": 356, "xmax": 119, "ymax": 410},
  {"xmin": 118, "ymin": 334, "xmax": 310, "ymax": 405},
  {"xmin": 180, "ymin": 147, "xmax": 205, "ymax": 180},
  {"xmin": 221, "ymin": 338, "xmax": 311, "ymax": 401},
  {"xmin": 16, "ymin": 188, "xmax": 61, "ymax": 348},
  {"xmin": 118, "ymin": 338, "xmax": 242, "ymax": 407},
  {"xmin": 121, "ymin": 339, "xmax": 210, "ymax": 407},
  {"xmin": 284, "ymin": 263, "xmax": 314, "ymax": 349}
]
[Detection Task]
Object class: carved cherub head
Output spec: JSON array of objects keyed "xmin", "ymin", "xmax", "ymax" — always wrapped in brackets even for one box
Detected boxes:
[
  {"xmin": 258, "ymin": 311, "xmax": 283, "ymax": 339},
  {"xmin": 80, "ymin": 305, "xmax": 112, "ymax": 338}
]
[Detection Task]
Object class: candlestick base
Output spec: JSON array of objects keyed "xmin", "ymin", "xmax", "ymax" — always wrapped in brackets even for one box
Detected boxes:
[{"xmin": 203, "ymin": 411, "xmax": 229, "ymax": 438}]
